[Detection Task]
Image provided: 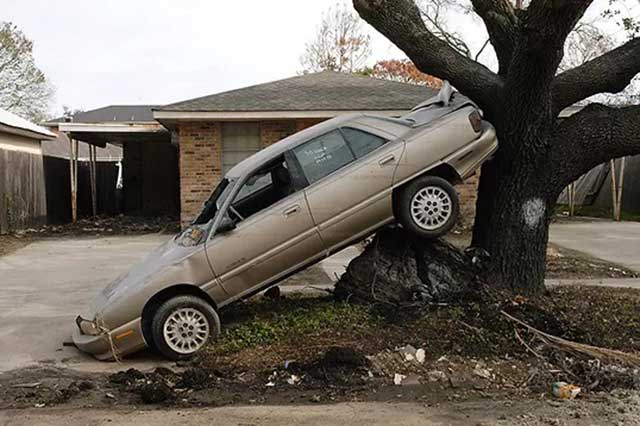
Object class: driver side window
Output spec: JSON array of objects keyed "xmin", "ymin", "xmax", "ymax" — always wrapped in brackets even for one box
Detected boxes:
[{"xmin": 227, "ymin": 156, "xmax": 295, "ymax": 224}]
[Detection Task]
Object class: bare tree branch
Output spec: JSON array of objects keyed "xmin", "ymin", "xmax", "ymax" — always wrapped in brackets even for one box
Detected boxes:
[
  {"xmin": 548, "ymin": 103, "xmax": 640, "ymax": 189},
  {"xmin": 470, "ymin": 0, "xmax": 518, "ymax": 74},
  {"xmin": 500, "ymin": 0, "xmax": 594, "ymax": 112},
  {"xmin": 300, "ymin": 4, "xmax": 372, "ymax": 73},
  {"xmin": 353, "ymin": 0, "xmax": 501, "ymax": 111},
  {"xmin": 552, "ymin": 37, "xmax": 640, "ymax": 113}
]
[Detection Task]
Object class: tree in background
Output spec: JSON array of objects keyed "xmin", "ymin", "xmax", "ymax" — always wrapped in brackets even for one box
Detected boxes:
[
  {"xmin": 350, "ymin": 0, "xmax": 640, "ymax": 296},
  {"xmin": 369, "ymin": 59, "xmax": 442, "ymax": 87},
  {"xmin": 300, "ymin": 3, "xmax": 372, "ymax": 73},
  {"xmin": 0, "ymin": 22, "xmax": 53, "ymax": 122}
]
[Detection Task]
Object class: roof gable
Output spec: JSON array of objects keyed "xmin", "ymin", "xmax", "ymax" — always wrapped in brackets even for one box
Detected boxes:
[{"xmin": 156, "ymin": 71, "xmax": 437, "ymax": 113}]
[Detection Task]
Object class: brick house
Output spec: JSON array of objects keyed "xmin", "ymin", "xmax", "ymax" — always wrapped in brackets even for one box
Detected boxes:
[{"xmin": 153, "ymin": 71, "xmax": 479, "ymax": 226}]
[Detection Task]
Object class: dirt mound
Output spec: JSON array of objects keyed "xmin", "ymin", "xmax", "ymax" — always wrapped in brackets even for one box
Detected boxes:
[{"xmin": 286, "ymin": 346, "xmax": 373, "ymax": 388}]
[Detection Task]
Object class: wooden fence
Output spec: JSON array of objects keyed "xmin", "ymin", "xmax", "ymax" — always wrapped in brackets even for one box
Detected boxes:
[{"xmin": 0, "ymin": 149, "xmax": 47, "ymax": 234}]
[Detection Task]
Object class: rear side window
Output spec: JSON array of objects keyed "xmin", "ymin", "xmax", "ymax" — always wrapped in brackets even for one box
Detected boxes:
[
  {"xmin": 293, "ymin": 130, "xmax": 355, "ymax": 184},
  {"xmin": 341, "ymin": 127, "xmax": 387, "ymax": 158}
]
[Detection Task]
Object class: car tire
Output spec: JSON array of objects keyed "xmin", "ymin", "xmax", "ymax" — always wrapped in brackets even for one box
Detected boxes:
[
  {"xmin": 396, "ymin": 175, "xmax": 460, "ymax": 239},
  {"xmin": 151, "ymin": 295, "xmax": 220, "ymax": 361}
]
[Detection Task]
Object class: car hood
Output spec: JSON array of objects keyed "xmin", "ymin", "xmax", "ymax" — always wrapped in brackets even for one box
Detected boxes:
[{"xmin": 88, "ymin": 236, "xmax": 204, "ymax": 316}]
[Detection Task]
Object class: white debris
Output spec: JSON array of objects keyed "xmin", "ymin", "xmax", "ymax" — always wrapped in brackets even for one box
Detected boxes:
[
  {"xmin": 552, "ymin": 382, "xmax": 581, "ymax": 400},
  {"xmin": 34, "ymin": 403, "xmax": 45, "ymax": 408},
  {"xmin": 265, "ymin": 381, "xmax": 276, "ymax": 387},
  {"xmin": 473, "ymin": 364, "xmax": 493, "ymax": 380},
  {"xmin": 286, "ymin": 375, "xmax": 300, "ymax": 385},
  {"xmin": 415, "ymin": 348, "xmax": 426, "ymax": 364},
  {"xmin": 401, "ymin": 344, "xmax": 417, "ymax": 361},
  {"xmin": 393, "ymin": 373, "xmax": 406, "ymax": 385}
]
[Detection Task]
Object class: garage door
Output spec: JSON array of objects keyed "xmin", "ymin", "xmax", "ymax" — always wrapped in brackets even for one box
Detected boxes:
[{"xmin": 222, "ymin": 122, "xmax": 261, "ymax": 174}]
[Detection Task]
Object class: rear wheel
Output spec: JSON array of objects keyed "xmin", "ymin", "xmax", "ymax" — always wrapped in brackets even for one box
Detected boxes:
[
  {"xmin": 396, "ymin": 175, "xmax": 459, "ymax": 239},
  {"xmin": 151, "ymin": 295, "xmax": 220, "ymax": 360}
]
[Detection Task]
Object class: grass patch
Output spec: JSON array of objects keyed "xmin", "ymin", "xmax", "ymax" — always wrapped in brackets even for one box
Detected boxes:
[{"xmin": 215, "ymin": 297, "xmax": 381, "ymax": 353}]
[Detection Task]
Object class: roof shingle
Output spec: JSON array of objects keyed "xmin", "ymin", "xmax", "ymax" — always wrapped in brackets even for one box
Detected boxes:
[{"xmin": 156, "ymin": 71, "xmax": 437, "ymax": 112}]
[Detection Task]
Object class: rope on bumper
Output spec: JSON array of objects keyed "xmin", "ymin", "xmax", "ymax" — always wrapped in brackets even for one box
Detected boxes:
[{"xmin": 96, "ymin": 319, "xmax": 122, "ymax": 363}]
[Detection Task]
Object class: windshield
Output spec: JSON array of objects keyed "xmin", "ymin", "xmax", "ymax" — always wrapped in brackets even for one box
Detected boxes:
[
  {"xmin": 194, "ymin": 178, "xmax": 232, "ymax": 225},
  {"xmin": 175, "ymin": 178, "xmax": 235, "ymax": 246}
]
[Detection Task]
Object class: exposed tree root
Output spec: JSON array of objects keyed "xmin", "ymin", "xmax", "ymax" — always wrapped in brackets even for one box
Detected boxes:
[{"xmin": 334, "ymin": 226, "xmax": 498, "ymax": 307}]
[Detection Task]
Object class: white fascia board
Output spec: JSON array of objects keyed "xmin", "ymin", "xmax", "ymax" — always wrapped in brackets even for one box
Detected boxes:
[{"xmin": 58, "ymin": 122, "xmax": 166, "ymax": 133}]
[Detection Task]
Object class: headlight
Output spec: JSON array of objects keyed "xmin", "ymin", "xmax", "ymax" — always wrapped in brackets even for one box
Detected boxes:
[{"xmin": 76, "ymin": 316, "xmax": 102, "ymax": 336}]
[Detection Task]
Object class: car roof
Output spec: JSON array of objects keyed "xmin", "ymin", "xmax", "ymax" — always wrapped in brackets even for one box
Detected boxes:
[{"xmin": 226, "ymin": 113, "xmax": 367, "ymax": 178}]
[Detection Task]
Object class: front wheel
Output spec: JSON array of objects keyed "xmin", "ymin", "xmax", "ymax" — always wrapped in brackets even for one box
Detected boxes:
[
  {"xmin": 151, "ymin": 295, "xmax": 220, "ymax": 361},
  {"xmin": 396, "ymin": 175, "xmax": 460, "ymax": 239}
]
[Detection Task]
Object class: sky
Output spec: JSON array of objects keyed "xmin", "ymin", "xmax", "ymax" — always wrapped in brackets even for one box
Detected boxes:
[
  {"xmin": 3, "ymin": 0, "xmax": 411, "ymax": 116},
  {"xmin": 3, "ymin": 0, "xmax": 638, "ymax": 117}
]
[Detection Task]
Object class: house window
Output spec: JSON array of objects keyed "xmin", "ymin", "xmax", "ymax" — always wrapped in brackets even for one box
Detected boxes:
[
  {"xmin": 221, "ymin": 122, "xmax": 260, "ymax": 174},
  {"xmin": 292, "ymin": 130, "xmax": 356, "ymax": 184}
]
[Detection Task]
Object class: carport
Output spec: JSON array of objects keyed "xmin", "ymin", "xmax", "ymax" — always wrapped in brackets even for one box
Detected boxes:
[{"xmin": 46, "ymin": 106, "xmax": 179, "ymax": 221}]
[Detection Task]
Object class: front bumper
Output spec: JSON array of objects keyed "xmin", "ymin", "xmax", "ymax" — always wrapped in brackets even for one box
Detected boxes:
[{"xmin": 72, "ymin": 316, "xmax": 147, "ymax": 361}]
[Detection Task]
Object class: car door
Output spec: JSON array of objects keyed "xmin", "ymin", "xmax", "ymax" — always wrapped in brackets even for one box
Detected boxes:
[
  {"xmin": 294, "ymin": 127, "xmax": 404, "ymax": 253},
  {"xmin": 204, "ymin": 159, "xmax": 324, "ymax": 303}
]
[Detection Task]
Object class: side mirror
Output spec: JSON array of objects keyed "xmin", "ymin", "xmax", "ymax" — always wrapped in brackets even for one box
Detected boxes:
[{"xmin": 217, "ymin": 216, "xmax": 236, "ymax": 234}]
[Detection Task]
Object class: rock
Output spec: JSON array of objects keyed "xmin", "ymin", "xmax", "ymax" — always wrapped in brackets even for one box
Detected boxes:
[{"xmin": 416, "ymin": 349, "xmax": 426, "ymax": 364}]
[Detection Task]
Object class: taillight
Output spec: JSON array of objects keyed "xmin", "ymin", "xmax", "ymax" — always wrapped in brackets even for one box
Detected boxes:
[{"xmin": 468, "ymin": 110, "xmax": 483, "ymax": 133}]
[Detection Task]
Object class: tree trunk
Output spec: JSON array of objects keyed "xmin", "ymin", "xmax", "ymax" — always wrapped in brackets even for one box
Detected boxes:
[{"xmin": 471, "ymin": 158, "xmax": 554, "ymax": 296}]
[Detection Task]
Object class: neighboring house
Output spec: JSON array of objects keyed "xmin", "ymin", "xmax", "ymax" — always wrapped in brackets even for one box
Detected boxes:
[
  {"xmin": 40, "ymin": 129, "xmax": 123, "ymax": 223},
  {"xmin": 45, "ymin": 106, "xmax": 177, "ymax": 219},
  {"xmin": 556, "ymin": 105, "xmax": 640, "ymax": 215},
  {"xmin": 0, "ymin": 109, "xmax": 55, "ymax": 234},
  {"xmin": 153, "ymin": 71, "xmax": 480, "ymax": 226}
]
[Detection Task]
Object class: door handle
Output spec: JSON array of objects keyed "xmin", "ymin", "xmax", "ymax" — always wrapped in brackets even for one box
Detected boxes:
[
  {"xmin": 378, "ymin": 154, "xmax": 396, "ymax": 166},
  {"xmin": 283, "ymin": 205, "xmax": 300, "ymax": 218}
]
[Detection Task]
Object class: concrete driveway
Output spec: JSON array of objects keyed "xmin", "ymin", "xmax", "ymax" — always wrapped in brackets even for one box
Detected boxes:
[
  {"xmin": 550, "ymin": 220, "xmax": 640, "ymax": 273},
  {"xmin": 0, "ymin": 234, "xmax": 170, "ymax": 373}
]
